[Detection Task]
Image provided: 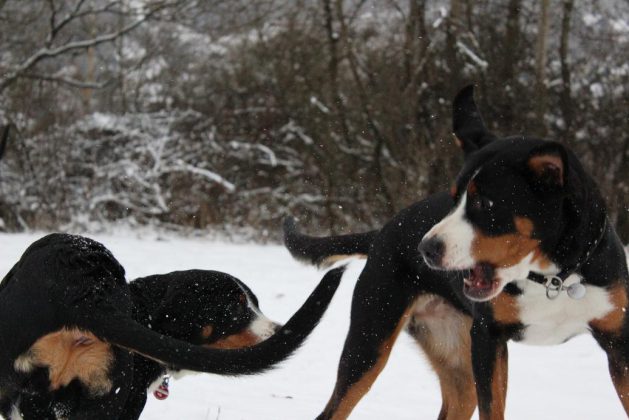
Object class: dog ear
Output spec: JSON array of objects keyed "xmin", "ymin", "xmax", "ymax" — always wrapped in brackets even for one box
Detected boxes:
[
  {"xmin": 452, "ymin": 85, "xmax": 496, "ymax": 158},
  {"xmin": 526, "ymin": 142, "xmax": 567, "ymax": 193}
]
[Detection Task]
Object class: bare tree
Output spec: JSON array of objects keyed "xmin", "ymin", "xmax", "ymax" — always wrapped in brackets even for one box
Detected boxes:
[
  {"xmin": 559, "ymin": 0, "xmax": 575, "ymax": 141},
  {"xmin": 0, "ymin": 1, "xmax": 183, "ymax": 94},
  {"xmin": 534, "ymin": 0, "xmax": 550, "ymax": 134}
]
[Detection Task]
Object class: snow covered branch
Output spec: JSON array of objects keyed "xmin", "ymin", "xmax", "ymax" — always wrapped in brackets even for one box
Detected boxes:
[{"xmin": 0, "ymin": 0, "xmax": 182, "ymax": 94}]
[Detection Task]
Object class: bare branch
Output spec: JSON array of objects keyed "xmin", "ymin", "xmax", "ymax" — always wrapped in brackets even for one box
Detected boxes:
[
  {"xmin": 0, "ymin": 1, "xmax": 180, "ymax": 94},
  {"xmin": 22, "ymin": 73, "xmax": 113, "ymax": 90},
  {"xmin": 46, "ymin": 0, "xmax": 90, "ymax": 46}
]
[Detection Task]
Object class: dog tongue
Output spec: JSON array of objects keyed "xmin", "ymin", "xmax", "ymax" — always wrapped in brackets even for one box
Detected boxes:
[{"xmin": 467, "ymin": 264, "xmax": 493, "ymax": 290}]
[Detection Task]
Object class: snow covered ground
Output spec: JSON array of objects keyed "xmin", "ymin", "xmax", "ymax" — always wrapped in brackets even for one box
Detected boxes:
[{"xmin": 1, "ymin": 231, "xmax": 627, "ymax": 419}]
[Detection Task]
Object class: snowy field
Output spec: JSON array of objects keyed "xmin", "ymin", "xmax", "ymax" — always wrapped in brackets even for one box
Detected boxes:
[{"xmin": 1, "ymin": 231, "xmax": 627, "ymax": 420}]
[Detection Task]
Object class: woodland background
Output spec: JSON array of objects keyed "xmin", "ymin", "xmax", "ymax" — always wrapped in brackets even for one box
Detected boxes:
[{"xmin": 0, "ymin": 0, "xmax": 627, "ymax": 241}]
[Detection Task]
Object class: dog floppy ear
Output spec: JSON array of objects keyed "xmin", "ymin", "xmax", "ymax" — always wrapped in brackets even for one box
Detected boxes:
[
  {"xmin": 526, "ymin": 142, "xmax": 567, "ymax": 194},
  {"xmin": 452, "ymin": 85, "xmax": 496, "ymax": 158}
]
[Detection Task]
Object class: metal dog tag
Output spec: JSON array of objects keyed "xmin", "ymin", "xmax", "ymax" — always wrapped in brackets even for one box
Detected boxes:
[{"xmin": 566, "ymin": 282, "xmax": 586, "ymax": 300}]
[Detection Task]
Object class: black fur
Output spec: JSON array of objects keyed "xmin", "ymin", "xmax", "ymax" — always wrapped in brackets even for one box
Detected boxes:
[
  {"xmin": 0, "ymin": 125, "xmax": 8, "ymax": 161},
  {"xmin": 283, "ymin": 217, "xmax": 377, "ymax": 267}
]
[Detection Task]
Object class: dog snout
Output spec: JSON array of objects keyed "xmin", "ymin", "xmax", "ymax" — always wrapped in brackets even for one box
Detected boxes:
[
  {"xmin": 418, "ymin": 237, "xmax": 445, "ymax": 269},
  {"xmin": 271, "ymin": 322, "xmax": 281, "ymax": 334}
]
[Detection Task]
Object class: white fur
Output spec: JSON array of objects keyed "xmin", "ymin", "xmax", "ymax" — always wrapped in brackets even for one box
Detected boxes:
[
  {"xmin": 13, "ymin": 354, "xmax": 34, "ymax": 374},
  {"xmin": 422, "ymin": 193, "xmax": 476, "ymax": 270},
  {"xmin": 490, "ymin": 255, "xmax": 617, "ymax": 344},
  {"xmin": 248, "ymin": 315, "xmax": 277, "ymax": 340},
  {"xmin": 410, "ymin": 295, "xmax": 469, "ymax": 367},
  {"xmin": 9, "ymin": 401, "xmax": 23, "ymax": 420},
  {"xmin": 243, "ymin": 286, "xmax": 279, "ymax": 341},
  {"xmin": 513, "ymin": 274, "xmax": 616, "ymax": 345}
]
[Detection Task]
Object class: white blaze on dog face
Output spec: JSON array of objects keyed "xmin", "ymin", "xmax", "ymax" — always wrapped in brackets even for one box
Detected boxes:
[
  {"xmin": 422, "ymin": 175, "xmax": 554, "ymax": 301},
  {"xmin": 248, "ymin": 313, "xmax": 280, "ymax": 341},
  {"xmin": 205, "ymin": 289, "xmax": 280, "ymax": 349},
  {"xmin": 422, "ymin": 192, "xmax": 476, "ymax": 270},
  {"xmin": 244, "ymin": 287, "xmax": 280, "ymax": 341}
]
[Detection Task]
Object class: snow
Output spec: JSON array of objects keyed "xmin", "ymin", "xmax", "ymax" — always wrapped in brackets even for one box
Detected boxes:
[{"xmin": 0, "ymin": 231, "xmax": 627, "ymax": 420}]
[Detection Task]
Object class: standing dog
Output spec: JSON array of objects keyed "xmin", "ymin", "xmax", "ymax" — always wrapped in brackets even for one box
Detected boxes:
[
  {"xmin": 0, "ymin": 233, "xmax": 343, "ymax": 419},
  {"xmin": 284, "ymin": 86, "xmax": 629, "ymax": 419}
]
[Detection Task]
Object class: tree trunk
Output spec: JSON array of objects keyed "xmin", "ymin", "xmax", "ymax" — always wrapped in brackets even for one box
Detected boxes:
[
  {"xmin": 445, "ymin": 0, "xmax": 463, "ymax": 94},
  {"xmin": 535, "ymin": 0, "xmax": 550, "ymax": 135},
  {"xmin": 559, "ymin": 0, "xmax": 575, "ymax": 142}
]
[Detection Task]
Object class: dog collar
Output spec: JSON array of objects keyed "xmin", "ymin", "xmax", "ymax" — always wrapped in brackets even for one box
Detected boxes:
[{"xmin": 527, "ymin": 217, "xmax": 607, "ymax": 300}]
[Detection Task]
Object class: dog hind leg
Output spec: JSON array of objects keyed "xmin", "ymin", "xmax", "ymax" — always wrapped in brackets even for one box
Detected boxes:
[{"xmin": 317, "ymin": 268, "xmax": 418, "ymax": 420}]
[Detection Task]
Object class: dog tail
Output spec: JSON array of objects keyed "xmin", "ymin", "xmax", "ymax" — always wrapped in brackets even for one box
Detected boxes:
[
  {"xmin": 82, "ymin": 266, "xmax": 344, "ymax": 376},
  {"xmin": 283, "ymin": 217, "xmax": 378, "ymax": 268}
]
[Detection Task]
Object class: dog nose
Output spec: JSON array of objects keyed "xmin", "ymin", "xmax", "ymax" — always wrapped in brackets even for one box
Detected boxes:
[
  {"xmin": 418, "ymin": 237, "xmax": 445, "ymax": 268},
  {"xmin": 271, "ymin": 322, "xmax": 281, "ymax": 334}
]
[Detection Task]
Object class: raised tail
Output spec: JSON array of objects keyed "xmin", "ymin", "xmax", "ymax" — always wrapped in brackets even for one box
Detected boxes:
[
  {"xmin": 81, "ymin": 266, "xmax": 345, "ymax": 376},
  {"xmin": 283, "ymin": 217, "xmax": 378, "ymax": 268}
]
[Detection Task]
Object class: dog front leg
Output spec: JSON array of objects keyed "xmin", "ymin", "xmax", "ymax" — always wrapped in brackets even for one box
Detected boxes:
[
  {"xmin": 471, "ymin": 319, "xmax": 508, "ymax": 420},
  {"xmin": 317, "ymin": 269, "xmax": 416, "ymax": 420}
]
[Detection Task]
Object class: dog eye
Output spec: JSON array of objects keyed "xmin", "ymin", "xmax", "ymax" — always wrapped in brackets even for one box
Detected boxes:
[{"xmin": 473, "ymin": 195, "xmax": 494, "ymax": 211}]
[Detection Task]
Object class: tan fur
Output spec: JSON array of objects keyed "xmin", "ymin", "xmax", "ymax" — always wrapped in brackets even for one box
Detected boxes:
[
  {"xmin": 323, "ymin": 306, "xmax": 414, "ymax": 420},
  {"xmin": 471, "ymin": 216, "xmax": 542, "ymax": 268},
  {"xmin": 16, "ymin": 328, "xmax": 113, "ymax": 396},
  {"xmin": 200, "ymin": 325, "xmax": 214, "ymax": 339},
  {"xmin": 528, "ymin": 154, "xmax": 564, "ymax": 185},
  {"xmin": 407, "ymin": 296, "xmax": 476, "ymax": 420},
  {"xmin": 207, "ymin": 330, "xmax": 262, "ymax": 349},
  {"xmin": 321, "ymin": 254, "xmax": 368, "ymax": 268},
  {"xmin": 530, "ymin": 247, "xmax": 552, "ymax": 269},
  {"xmin": 590, "ymin": 284, "xmax": 628, "ymax": 334},
  {"xmin": 490, "ymin": 293, "xmax": 520, "ymax": 325},
  {"xmin": 467, "ymin": 180, "xmax": 477, "ymax": 195}
]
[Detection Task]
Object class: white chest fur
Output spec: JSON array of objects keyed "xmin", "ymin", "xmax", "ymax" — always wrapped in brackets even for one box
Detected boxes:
[{"xmin": 512, "ymin": 275, "xmax": 615, "ymax": 345}]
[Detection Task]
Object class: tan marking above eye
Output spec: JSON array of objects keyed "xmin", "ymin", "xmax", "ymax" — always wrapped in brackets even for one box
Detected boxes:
[
  {"xmin": 201, "ymin": 325, "xmax": 214, "ymax": 339},
  {"xmin": 471, "ymin": 216, "xmax": 542, "ymax": 268},
  {"xmin": 467, "ymin": 181, "xmax": 477, "ymax": 195},
  {"xmin": 528, "ymin": 153, "xmax": 564, "ymax": 185}
]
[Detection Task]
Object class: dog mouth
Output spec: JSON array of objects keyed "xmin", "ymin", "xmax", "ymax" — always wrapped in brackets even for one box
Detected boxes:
[{"xmin": 463, "ymin": 263, "xmax": 499, "ymax": 301}]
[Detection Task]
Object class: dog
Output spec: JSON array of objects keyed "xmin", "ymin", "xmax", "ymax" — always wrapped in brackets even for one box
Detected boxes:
[
  {"xmin": 14, "ymin": 269, "xmax": 289, "ymax": 419},
  {"xmin": 0, "ymin": 233, "xmax": 344, "ymax": 419},
  {"xmin": 283, "ymin": 86, "xmax": 629, "ymax": 420},
  {"xmin": 125, "ymin": 270, "xmax": 282, "ymax": 418}
]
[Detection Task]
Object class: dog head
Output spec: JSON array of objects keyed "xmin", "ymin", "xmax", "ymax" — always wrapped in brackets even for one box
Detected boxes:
[
  {"xmin": 153, "ymin": 272, "xmax": 280, "ymax": 349},
  {"xmin": 419, "ymin": 86, "xmax": 604, "ymax": 302}
]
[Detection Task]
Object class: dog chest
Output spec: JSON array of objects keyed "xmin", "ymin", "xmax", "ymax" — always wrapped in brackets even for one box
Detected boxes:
[{"xmin": 496, "ymin": 276, "xmax": 617, "ymax": 345}]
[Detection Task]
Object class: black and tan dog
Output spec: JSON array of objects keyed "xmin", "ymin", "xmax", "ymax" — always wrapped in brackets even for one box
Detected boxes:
[
  {"xmin": 284, "ymin": 86, "xmax": 629, "ymax": 419},
  {"xmin": 0, "ymin": 233, "xmax": 344, "ymax": 419},
  {"xmin": 15, "ymin": 269, "xmax": 293, "ymax": 419}
]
